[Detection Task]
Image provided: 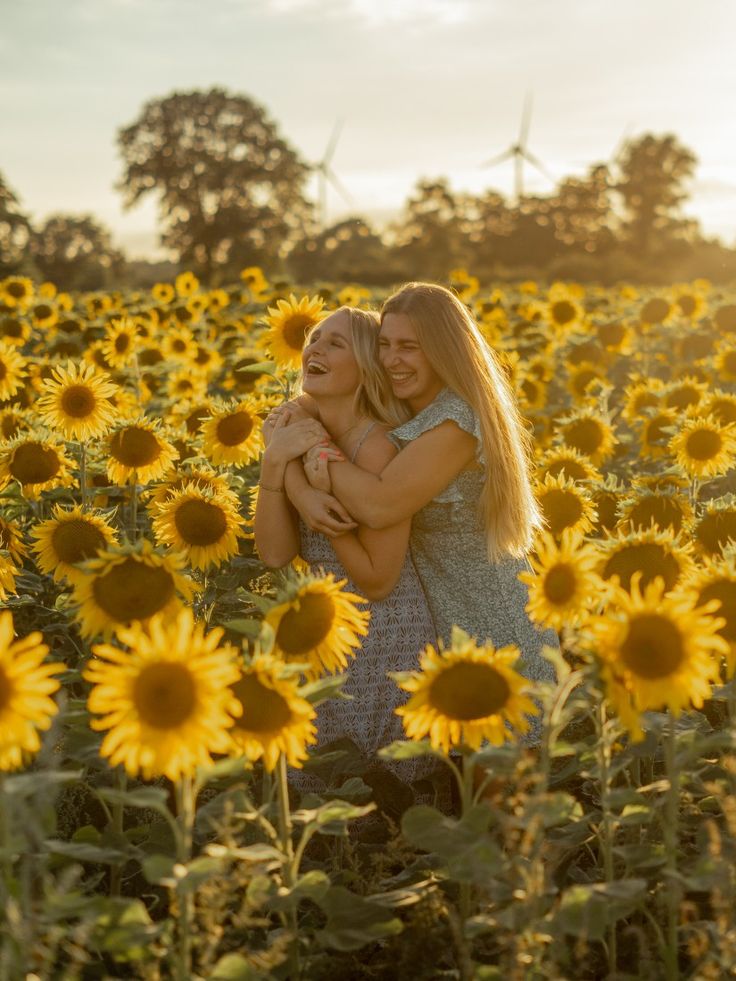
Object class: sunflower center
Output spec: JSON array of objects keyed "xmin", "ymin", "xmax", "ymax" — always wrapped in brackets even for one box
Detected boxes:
[
  {"xmin": 1, "ymin": 317, "xmax": 24, "ymax": 338},
  {"xmin": 429, "ymin": 661, "xmax": 511, "ymax": 720},
  {"xmin": 110, "ymin": 427, "xmax": 162, "ymax": 468},
  {"xmin": 231, "ymin": 673, "xmax": 293, "ymax": 732},
  {"xmin": 620, "ymin": 614, "xmax": 684, "ymax": 678},
  {"xmin": 629, "ymin": 497, "xmax": 683, "ymax": 533},
  {"xmin": 544, "ymin": 564, "xmax": 578, "ymax": 605},
  {"xmin": 133, "ymin": 662, "xmax": 196, "ymax": 729},
  {"xmin": 60, "ymin": 384, "xmax": 97, "ymax": 418},
  {"xmin": 92, "ymin": 557, "xmax": 175, "ymax": 622},
  {"xmin": 275, "ymin": 592, "xmax": 335, "ymax": 657},
  {"xmin": 699, "ymin": 580, "xmax": 736, "ymax": 643},
  {"xmin": 114, "ymin": 333, "xmax": 130, "ymax": 354},
  {"xmin": 686, "ymin": 428, "xmax": 722, "ymax": 461},
  {"xmin": 51, "ymin": 519, "xmax": 107, "ymax": 564},
  {"xmin": 174, "ymin": 499, "xmax": 227, "ymax": 546},
  {"xmin": 551, "ymin": 300, "xmax": 576, "ymax": 326},
  {"xmin": 641, "ymin": 298, "xmax": 670, "ymax": 324},
  {"xmin": 678, "ymin": 295, "xmax": 697, "ymax": 316},
  {"xmin": 282, "ymin": 314, "xmax": 315, "ymax": 352},
  {"xmin": 186, "ymin": 408, "xmax": 209, "ymax": 434},
  {"xmin": 0, "ymin": 665, "xmax": 12, "ymax": 710},
  {"xmin": 10, "ymin": 443, "xmax": 60, "ymax": 484},
  {"xmin": 564, "ymin": 419, "xmax": 604, "ymax": 455},
  {"xmin": 603, "ymin": 543, "xmax": 681, "ymax": 592},
  {"xmin": 696, "ymin": 511, "xmax": 736, "ymax": 556},
  {"xmin": 216, "ymin": 412, "xmax": 253, "ymax": 447},
  {"xmin": 0, "ymin": 362, "xmax": 7, "ymax": 381},
  {"xmin": 6, "ymin": 282, "xmax": 26, "ymax": 299},
  {"xmin": 541, "ymin": 489, "xmax": 584, "ymax": 535}
]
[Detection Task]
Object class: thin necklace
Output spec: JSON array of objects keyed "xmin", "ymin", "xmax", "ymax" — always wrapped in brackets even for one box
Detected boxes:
[{"xmin": 332, "ymin": 418, "xmax": 365, "ymax": 441}]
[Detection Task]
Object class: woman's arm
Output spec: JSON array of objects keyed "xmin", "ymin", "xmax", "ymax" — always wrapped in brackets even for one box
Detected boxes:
[
  {"xmin": 325, "ymin": 431, "xmax": 415, "ymax": 600},
  {"xmin": 328, "ymin": 421, "xmax": 477, "ymax": 529},
  {"xmin": 253, "ymin": 416, "xmax": 328, "ymax": 568}
]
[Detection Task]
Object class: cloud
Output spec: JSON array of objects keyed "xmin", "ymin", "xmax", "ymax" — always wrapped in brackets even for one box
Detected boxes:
[{"xmin": 263, "ymin": 0, "xmax": 472, "ymax": 26}]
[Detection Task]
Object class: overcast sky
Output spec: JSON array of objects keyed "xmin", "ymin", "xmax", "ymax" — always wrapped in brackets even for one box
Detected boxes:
[{"xmin": 4, "ymin": 0, "xmax": 735, "ymax": 258}]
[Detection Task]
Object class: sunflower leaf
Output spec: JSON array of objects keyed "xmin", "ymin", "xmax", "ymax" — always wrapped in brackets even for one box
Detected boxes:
[
  {"xmin": 98, "ymin": 786, "xmax": 171, "ymax": 817},
  {"xmin": 235, "ymin": 360, "xmax": 277, "ymax": 375},
  {"xmin": 379, "ymin": 740, "xmax": 443, "ymax": 761},
  {"xmin": 315, "ymin": 885, "xmax": 403, "ymax": 951}
]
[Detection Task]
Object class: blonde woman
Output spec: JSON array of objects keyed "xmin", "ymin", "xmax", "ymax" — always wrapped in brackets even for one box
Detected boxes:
[
  {"xmin": 298, "ymin": 284, "xmax": 559, "ymax": 690},
  {"xmin": 254, "ymin": 306, "xmax": 438, "ymax": 792}
]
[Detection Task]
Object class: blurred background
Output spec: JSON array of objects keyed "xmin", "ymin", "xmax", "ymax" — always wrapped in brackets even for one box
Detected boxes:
[{"xmin": 3, "ymin": 0, "xmax": 735, "ymax": 287}]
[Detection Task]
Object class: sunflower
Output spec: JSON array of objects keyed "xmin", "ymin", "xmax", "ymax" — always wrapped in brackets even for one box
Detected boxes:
[
  {"xmin": 598, "ymin": 526, "xmax": 695, "ymax": 594},
  {"xmin": 106, "ymin": 418, "xmax": 179, "ymax": 486},
  {"xmin": 535, "ymin": 472, "xmax": 597, "ymax": 539},
  {"xmin": 0, "ymin": 553, "xmax": 17, "ymax": 602},
  {"xmin": 31, "ymin": 505, "xmax": 118, "ymax": 583},
  {"xmin": 165, "ymin": 369, "xmax": 208, "ymax": 404},
  {"xmin": 228, "ymin": 653, "xmax": 317, "ymax": 771},
  {"xmin": 85, "ymin": 609, "xmax": 241, "ymax": 782},
  {"xmin": 0, "ymin": 515, "xmax": 27, "ymax": 566},
  {"xmin": 0, "ymin": 314, "xmax": 31, "ymax": 346},
  {"xmin": 517, "ymin": 373, "xmax": 548, "ymax": 411},
  {"xmin": 240, "ymin": 266, "xmax": 269, "ymax": 295},
  {"xmin": 662, "ymin": 377, "xmax": 707, "ymax": 413},
  {"xmin": 639, "ymin": 296, "xmax": 674, "ymax": 327},
  {"xmin": 0, "ymin": 435, "xmax": 74, "ymax": 500},
  {"xmin": 521, "ymin": 529, "xmax": 604, "ymax": 631},
  {"xmin": 262, "ymin": 293, "xmax": 325, "ymax": 369},
  {"xmin": 554, "ymin": 407, "xmax": 618, "ymax": 466},
  {"xmin": 152, "ymin": 483, "xmax": 245, "ymax": 571},
  {"xmin": 617, "ymin": 487, "xmax": 694, "ymax": 536},
  {"xmin": 693, "ymin": 496, "xmax": 736, "ymax": 558},
  {"xmin": 591, "ymin": 574, "xmax": 727, "ymax": 740},
  {"xmin": 35, "ymin": 360, "xmax": 118, "ymax": 441},
  {"xmin": 144, "ymin": 464, "xmax": 237, "ymax": 509},
  {"xmin": 161, "ymin": 326, "xmax": 197, "ymax": 363},
  {"xmin": 703, "ymin": 391, "xmax": 736, "ymax": 427},
  {"xmin": 394, "ymin": 626, "xmax": 539, "ymax": 754},
  {"xmin": 71, "ymin": 539, "xmax": 195, "ymax": 640},
  {"xmin": 680, "ymin": 552, "xmax": 736, "ymax": 676},
  {"xmin": 672, "ymin": 284, "xmax": 707, "ymax": 322},
  {"xmin": 595, "ymin": 319, "xmax": 634, "ymax": 354},
  {"xmin": 101, "ymin": 317, "xmax": 139, "ymax": 369},
  {"xmin": 0, "ymin": 610, "xmax": 64, "ymax": 772},
  {"xmin": 201, "ymin": 399, "xmax": 264, "ymax": 467},
  {"xmin": 30, "ymin": 301, "xmax": 58, "ymax": 330},
  {"xmin": 545, "ymin": 289, "xmax": 585, "ymax": 334},
  {"xmin": 566, "ymin": 361, "xmax": 608, "ymax": 402},
  {"xmin": 537, "ymin": 447, "xmax": 599, "ymax": 484},
  {"xmin": 265, "ymin": 571, "xmax": 370, "ymax": 680},
  {"xmin": 1, "ymin": 276, "xmax": 34, "ymax": 309},
  {"xmin": 621, "ymin": 378, "xmax": 665, "ymax": 424},
  {"xmin": 636, "ymin": 407, "xmax": 679, "ymax": 460},
  {"xmin": 0, "ymin": 342, "xmax": 27, "ymax": 402},
  {"xmin": 152, "ymin": 282, "xmax": 176, "ymax": 305},
  {"xmin": 668, "ymin": 414, "xmax": 736, "ymax": 481},
  {"xmin": 714, "ymin": 304, "xmax": 736, "ymax": 334},
  {"xmin": 175, "ymin": 271, "xmax": 200, "ymax": 298}
]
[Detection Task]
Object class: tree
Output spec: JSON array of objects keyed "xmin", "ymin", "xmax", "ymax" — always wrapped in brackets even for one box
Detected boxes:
[
  {"xmin": 30, "ymin": 215, "xmax": 126, "ymax": 290},
  {"xmin": 615, "ymin": 133, "xmax": 698, "ymax": 256},
  {"xmin": 0, "ymin": 173, "xmax": 32, "ymax": 277},
  {"xmin": 288, "ymin": 217, "xmax": 395, "ymax": 284},
  {"xmin": 389, "ymin": 179, "xmax": 472, "ymax": 279},
  {"xmin": 116, "ymin": 88, "xmax": 313, "ymax": 280}
]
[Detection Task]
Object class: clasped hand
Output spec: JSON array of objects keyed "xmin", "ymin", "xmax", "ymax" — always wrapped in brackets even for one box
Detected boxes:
[{"xmin": 303, "ymin": 442, "xmax": 344, "ymax": 492}]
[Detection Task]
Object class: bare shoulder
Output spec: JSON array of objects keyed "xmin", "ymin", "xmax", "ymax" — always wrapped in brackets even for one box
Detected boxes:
[
  {"xmin": 353, "ymin": 424, "xmax": 398, "ymax": 474},
  {"xmin": 287, "ymin": 394, "xmax": 320, "ymax": 419}
]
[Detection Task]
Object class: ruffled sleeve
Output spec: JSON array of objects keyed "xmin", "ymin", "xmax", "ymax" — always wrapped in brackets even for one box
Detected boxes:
[{"xmin": 389, "ymin": 389, "xmax": 484, "ymax": 463}]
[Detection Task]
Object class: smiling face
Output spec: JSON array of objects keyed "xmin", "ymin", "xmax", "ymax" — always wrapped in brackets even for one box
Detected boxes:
[
  {"xmin": 301, "ymin": 311, "xmax": 360, "ymax": 398},
  {"xmin": 378, "ymin": 312, "xmax": 443, "ymax": 412}
]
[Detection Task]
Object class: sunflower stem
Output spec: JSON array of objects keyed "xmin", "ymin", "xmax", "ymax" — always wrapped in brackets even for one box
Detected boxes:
[
  {"xmin": 663, "ymin": 716, "xmax": 681, "ymax": 981},
  {"xmin": 79, "ymin": 441, "xmax": 88, "ymax": 511},
  {"xmin": 129, "ymin": 473, "xmax": 138, "ymax": 542},
  {"xmin": 458, "ymin": 749, "xmax": 475, "ymax": 921},
  {"xmin": 276, "ymin": 754, "xmax": 300, "ymax": 979},
  {"xmin": 109, "ymin": 768, "xmax": 126, "ymax": 898},
  {"xmin": 595, "ymin": 697, "xmax": 617, "ymax": 976},
  {"xmin": 0, "ymin": 774, "xmax": 11, "ymax": 903},
  {"xmin": 174, "ymin": 775, "xmax": 196, "ymax": 981}
]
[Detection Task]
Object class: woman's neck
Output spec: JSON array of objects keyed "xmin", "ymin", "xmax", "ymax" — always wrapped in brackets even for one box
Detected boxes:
[{"xmin": 313, "ymin": 394, "xmax": 366, "ymax": 447}]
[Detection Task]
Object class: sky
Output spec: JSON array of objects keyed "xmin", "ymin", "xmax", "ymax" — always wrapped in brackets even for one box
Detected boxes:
[{"xmin": 3, "ymin": 0, "xmax": 736, "ymax": 259}]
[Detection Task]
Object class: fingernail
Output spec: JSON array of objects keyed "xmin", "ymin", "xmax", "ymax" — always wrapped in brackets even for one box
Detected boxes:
[{"xmin": 319, "ymin": 452, "xmax": 328, "ymax": 460}]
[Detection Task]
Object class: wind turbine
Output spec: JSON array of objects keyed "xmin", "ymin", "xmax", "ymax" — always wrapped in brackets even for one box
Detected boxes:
[
  {"xmin": 482, "ymin": 93, "xmax": 556, "ymax": 202},
  {"xmin": 311, "ymin": 119, "xmax": 353, "ymax": 230}
]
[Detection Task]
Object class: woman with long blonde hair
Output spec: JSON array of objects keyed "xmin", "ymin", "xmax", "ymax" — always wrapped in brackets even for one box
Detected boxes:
[{"xmin": 296, "ymin": 284, "xmax": 559, "ymax": 688}]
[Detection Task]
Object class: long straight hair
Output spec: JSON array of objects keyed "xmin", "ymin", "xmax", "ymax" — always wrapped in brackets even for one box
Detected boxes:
[
  {"xmin": 381, "ymin": 283, "xmax": 543, "ymax": 560},
  {"xmin": 302, "ymin": 306, "xmax": 410, "ymax": 428}
]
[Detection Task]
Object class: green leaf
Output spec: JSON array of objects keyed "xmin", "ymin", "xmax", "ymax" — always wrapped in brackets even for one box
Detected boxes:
[
  {"xmin": 4, "ymin": 769, "xmax": 82, "ymax": 799},
  {"xmin": 195, "ymin": 755, "xmax": 250, "ymax": 787},
  {"xmin": 222, "ymin": 618, "xmax": 263, "ymax": 638},
  {"xmin": 45, "ymin": 839, "xmax": 136, "ymax": 865},
  {"xmin": 379, "ymin": 739, "xmax": 443, "ymax": 761},
  {"xmin": 236, "ymin": 360, "xmax": 277, "ymax": 375},
  {"xmin": 316, "ymin": 886, "xmax": 403, "ymax": 951},
  {"xmin": 142, "ymin": 854, "xmax": 176, "ymax": 885},
  {"xmin": 401, "ymin": 805, "xmax": 502, "ymax": 884},
  {"xmin": 210, "ymin": 953, "xmax": 261, "ymax": 981},
  {"xmin": 269, "ymin": 870, "xmax": 330, "ymax": 910},
  {"xmin": 98, "ymin": 786, "xmax": 171, "ymax": 817},
  {"xmin": 551, "ymin": 879, "xmax": 647, "ymax": 941},
  {"xmin": 293, "ymin": 800, "xmax": 376, "ymax": 830},
  {"xmin": 91, "ymin": 898, "xmax": 161, "ymax": 961},
  {"xmin": 300, "ymin": 673, "xmax": 349, "ymax": 706}
]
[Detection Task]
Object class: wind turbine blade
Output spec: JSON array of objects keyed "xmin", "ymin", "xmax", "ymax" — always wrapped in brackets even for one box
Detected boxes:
[
  {"xmin": 326, "ymin": 167, "xmax": 353, "ymax": 205},
  {"xmin": 519, "ymin": 91, "xmax": 533, "ymax": 146},
  {"xmin": 482, "ymin": 147, "xmax": 515, "ymax": 167},
  {"xmin": 523, "ymin": 149, "xmax": 556, "ymax": 184},
  {"xmin": 323, "ymin": 118, "xmax": 345, "ymax": 165}
]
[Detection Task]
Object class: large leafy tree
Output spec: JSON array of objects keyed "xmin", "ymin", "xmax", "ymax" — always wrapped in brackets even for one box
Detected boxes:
[
  {"xmin": 0, "ymin": 173, "xmax": 32, "ymax": 276},
  {"xmin": 615, "ymin": 133, "xmax": 698, "ymax": 255},
  {"xmin": 116, "ymin": 88, "xmax": 312, "ymax": 279},
  {"xmin": 30, "ymin": 214, "xmax": 126, "ymax": 291}
]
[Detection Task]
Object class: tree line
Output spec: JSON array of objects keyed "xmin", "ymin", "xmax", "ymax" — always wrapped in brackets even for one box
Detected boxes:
[{"xmin": 2, "ymin": 87, "xmax": 735, "ymax": 289}]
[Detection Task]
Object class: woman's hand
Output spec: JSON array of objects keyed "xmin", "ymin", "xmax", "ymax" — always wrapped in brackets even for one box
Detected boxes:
[
  {"xmin": 263, "ymin": 414, "xmax": 329, "ymax": 465},
  {"xmin": 295, "ymin": 486, "xmax": 358, "ymax": 537},
  {"xmin": 262, "ymin": 400, "xmax": 314, "ymax": 445},
  {"xmin": 303, "ymin": 443, "xmax": 344, "ymax": 492}
]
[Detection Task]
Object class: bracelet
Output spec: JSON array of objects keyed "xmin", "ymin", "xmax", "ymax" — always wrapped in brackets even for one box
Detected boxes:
[{"xmin": 260, "ymin": 483, "xmax": 285, "ymax": 493}]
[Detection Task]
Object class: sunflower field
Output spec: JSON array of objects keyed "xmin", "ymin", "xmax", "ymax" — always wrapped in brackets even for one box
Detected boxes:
[{"xmin": 2, "ymin": 267, "xmax": 736, "ymax": 980}]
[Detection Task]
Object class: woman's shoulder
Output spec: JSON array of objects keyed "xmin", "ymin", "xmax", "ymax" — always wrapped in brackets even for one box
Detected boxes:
[
  {"xmin": 352, "ymin": 422, "xmax": 397, "ymax": 473},
  {"xmin": 390, "ymin": 388, "xmax": 479, "ymax": 445}
]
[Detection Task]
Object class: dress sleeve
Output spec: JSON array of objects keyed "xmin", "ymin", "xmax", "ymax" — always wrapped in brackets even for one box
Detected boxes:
[{"xmin": 389, "ymin": 389, "xmax": 484, "ymax": 464}]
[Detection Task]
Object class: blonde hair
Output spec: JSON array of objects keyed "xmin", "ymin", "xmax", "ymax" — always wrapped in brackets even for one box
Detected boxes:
[
  {"xmin": 381, "ymin": 283, "xmax": 544, "ymax": 561},
  {"xmin": 303, "ymin": 307, "xmax": 410, "ymax": 428}
]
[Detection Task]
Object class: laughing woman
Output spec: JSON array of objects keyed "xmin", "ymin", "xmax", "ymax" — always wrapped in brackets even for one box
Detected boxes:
[
  {"xmin": 254, "ymin": 306, "xmax": 438, "ymax": 792},
  {"xmin": 299, "ymin": 284, "xmax": 560, "ymax": 703}
]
